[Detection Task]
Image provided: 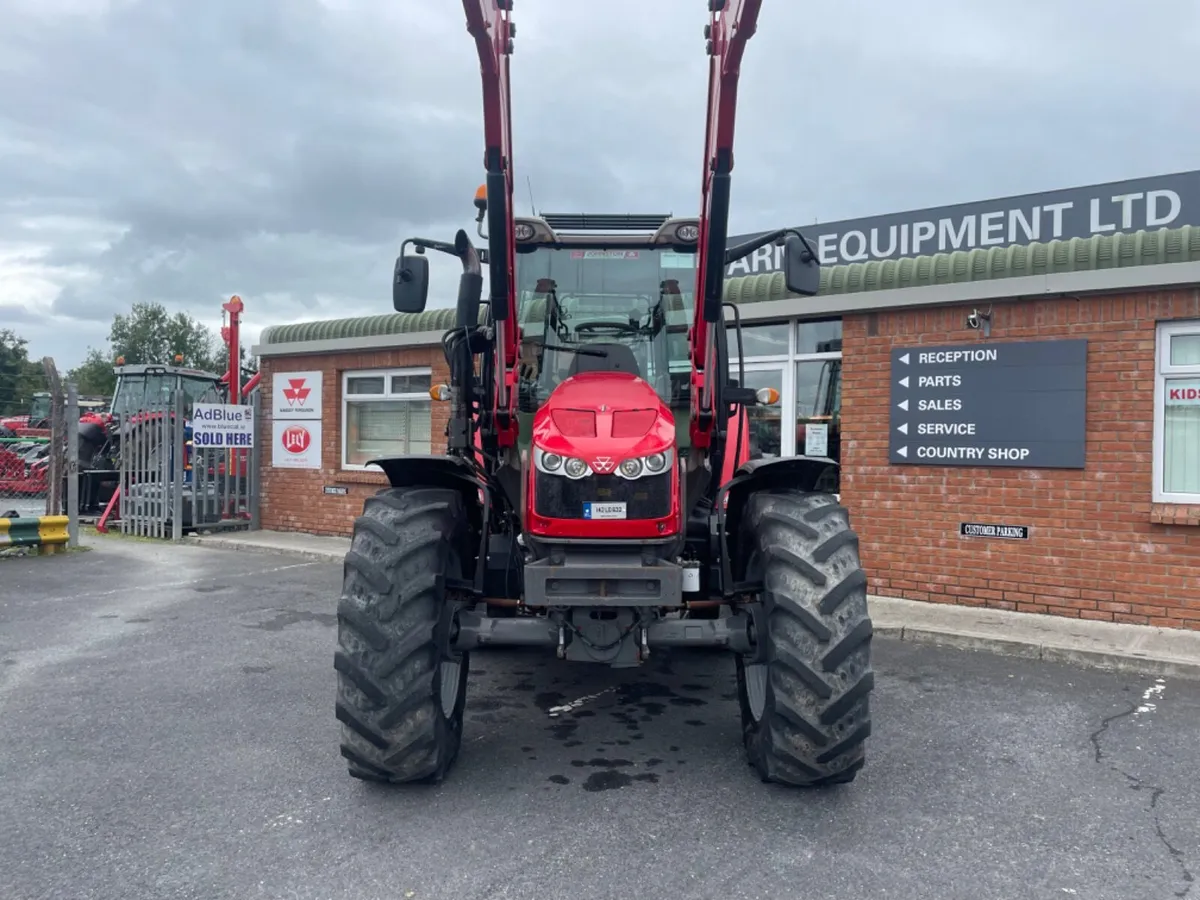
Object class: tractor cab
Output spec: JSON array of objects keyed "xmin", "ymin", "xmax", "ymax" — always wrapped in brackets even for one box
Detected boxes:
[
  {"xmin": 508, "ymin": 215, "xmax": 703, "ymax": 549},
  {"xmin": 110, "ymin": 363, "xmax": 225, "ymax": 420},
  {"xmin": 0, "ymin": 392, "xmax": 52, "ymax": 436},
  {"xmin": 26, "ymin": 392, "xmax": 51, "ymax": 429}
]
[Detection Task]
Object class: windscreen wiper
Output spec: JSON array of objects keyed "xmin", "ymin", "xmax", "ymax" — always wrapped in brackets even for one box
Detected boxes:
[{"xmin": 533, "ymin": 342, "xmax": 609, "ymax": 358}]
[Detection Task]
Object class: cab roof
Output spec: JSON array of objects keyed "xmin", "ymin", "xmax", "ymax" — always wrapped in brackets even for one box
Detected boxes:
[{"xmin": 112, "ymin": 363, "xmax": 224, "ymax": 380}]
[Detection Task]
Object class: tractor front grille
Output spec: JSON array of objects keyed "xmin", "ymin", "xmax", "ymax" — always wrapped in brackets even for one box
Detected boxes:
[{"xmin": 534, "ymin": 470, "xmax": 672, "ymax": 520}]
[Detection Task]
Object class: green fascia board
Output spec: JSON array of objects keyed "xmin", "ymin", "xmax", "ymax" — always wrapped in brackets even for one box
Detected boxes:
[{"xmin": 260, "ymin": 225, "xmax": 1200, "ymax": 347}]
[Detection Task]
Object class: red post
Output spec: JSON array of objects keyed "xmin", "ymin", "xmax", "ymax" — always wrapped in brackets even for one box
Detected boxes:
[{"xmin": 222, "ymin": 295, "xmax": 244, "ymax": 404}]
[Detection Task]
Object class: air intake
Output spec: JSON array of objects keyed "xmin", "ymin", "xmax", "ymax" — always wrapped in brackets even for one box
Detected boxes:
[{"xmin": 541, "ymin": 213, "xmax": 671, "ymax": 232}]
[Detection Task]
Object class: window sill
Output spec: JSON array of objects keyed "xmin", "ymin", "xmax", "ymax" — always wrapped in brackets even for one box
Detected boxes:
[
  {"xmin": 1150, "ymin": 503, "xmax": 1200, "ymax": 527},
  {"xmin": 336, "ymin": 468, "xmax": 388, "ymax": 485}
]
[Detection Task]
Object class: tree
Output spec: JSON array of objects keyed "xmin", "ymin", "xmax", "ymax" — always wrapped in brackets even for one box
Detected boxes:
[
  {"xmin": 108, "ymin": 302, "xmax": 223, "ymax": 373},
  {"xmin": 0, "ymin": 330, "xmax": 47, "ymax": 418},
  {"xmin": 67, "ymin": 347, "xmax": 119, "ymax": 399}
]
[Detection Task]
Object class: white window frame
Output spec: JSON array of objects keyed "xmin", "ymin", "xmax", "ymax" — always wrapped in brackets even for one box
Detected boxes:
[
  {"xmin": 341, "ymin": 367, "xmax": 433, "ymax": 470},
  {"xmin": 729, "ymin": 317, "xmax": 844, "ymax": 460},
  {"xmin": 1152, "ymin": 320, "xmax": 1200, "ymax": 504}
]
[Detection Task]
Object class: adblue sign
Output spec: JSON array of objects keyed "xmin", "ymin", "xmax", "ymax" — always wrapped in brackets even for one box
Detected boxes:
[{"xmin": 725, "ymin": 169, "xmax": 1200, "ymax": 276}]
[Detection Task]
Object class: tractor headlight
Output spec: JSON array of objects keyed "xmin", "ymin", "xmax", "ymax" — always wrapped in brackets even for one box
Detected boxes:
[
  {"xmin": 534, "ymin": 446, "xmax": 592, "ymax": 479},
  {"xmin": 615, "ymin": 449, "xmax": 673, "ymax": 480}
]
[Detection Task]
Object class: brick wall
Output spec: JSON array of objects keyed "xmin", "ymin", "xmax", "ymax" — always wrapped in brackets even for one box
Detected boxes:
[
  {"xmin": 840, "ymin": 288, "xmax": 1200, "ymax": 630},
  {"xmin": 257, "ymin": 346, "xmax": 449, "ymax": 537}
]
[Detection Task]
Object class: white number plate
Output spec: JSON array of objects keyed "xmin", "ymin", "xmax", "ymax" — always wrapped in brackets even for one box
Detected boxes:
[{"xmin": 583, "ymin": 502, "xmax": 627, "ymax": 520}]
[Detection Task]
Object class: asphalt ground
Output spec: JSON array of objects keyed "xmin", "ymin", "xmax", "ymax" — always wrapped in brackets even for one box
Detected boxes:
[{"xmin": 1, "ymin": 536, "xmax": 1197, "ymax": 900}]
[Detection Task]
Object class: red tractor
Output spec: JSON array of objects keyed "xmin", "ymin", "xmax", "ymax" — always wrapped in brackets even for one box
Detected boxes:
[{"xmin": 334, "ymin": 0, "xmax": 874, "ymax": 788}]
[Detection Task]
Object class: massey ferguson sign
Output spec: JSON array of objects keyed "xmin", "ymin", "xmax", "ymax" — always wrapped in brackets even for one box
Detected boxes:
[
  {"xmin": 273, "ymin": 371, "xmax": 322, "ymax": 419},
  {"xmin": 272, "ymin": 371, "xmax": 323, "ymax": 469},
  {"xmin": 726, "ymin": 169, "xmax": 1200, "ymax": 276}
]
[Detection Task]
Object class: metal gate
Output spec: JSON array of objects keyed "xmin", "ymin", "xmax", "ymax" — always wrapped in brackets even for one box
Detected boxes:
[{"xmin": 118, "ymin": 389, "xmax": 260, "ymax": 539}]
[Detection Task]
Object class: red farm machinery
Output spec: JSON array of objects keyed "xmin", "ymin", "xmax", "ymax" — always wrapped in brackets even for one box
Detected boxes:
[
  {"xmin": 88, "ymin": 295, "xmax": 260, "ymax": 531},
  {"xmin": 334, "ymin": 0, "xmax": 874, "ymax": 788},
  {"xmin": 0, "ymin": 296, "xmax": 260, "ymax": 526}
]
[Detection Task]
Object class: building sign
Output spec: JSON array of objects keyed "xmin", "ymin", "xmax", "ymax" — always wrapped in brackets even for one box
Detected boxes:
[
  {"xmin": 1165, "ymin": 379, "xmax": 1200, "ymax": 406},
  {"xmin": 888, "ymin": 339, "xmax": 1088, "ymax": 469},
  {"xmin": 191, "ymin": 403, "xmax": 255, "ymax": 448},
  {"xmin": 323, "ymin": 485, "xmax": 348, "ymax": 495},
  {"xmin": 959, "ymin": 522, "xmax": 1030, "ymax": 540},
  {"xmin": 272, "ymin": 370, "xmax": 323, "ymax": 469},
  {"xmin": 273, "ymin": 420, "xmax": 322, "ymax": 469},
  {"xmin": 273, "ymin": 371, "xmax": 323, "ymax": 419},
  {"xmin": 726, "ymin": 169, "xmax": 1200, "ymax": 276}
]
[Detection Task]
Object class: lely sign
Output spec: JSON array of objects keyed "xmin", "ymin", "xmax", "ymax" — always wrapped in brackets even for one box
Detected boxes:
[
  {"xmin": 280, "ymin": 424, "xmax": 312, "ymax": 453},
  {"xmin": 272, "ymin": 371, "xmax": 323, "ymax": 469}
]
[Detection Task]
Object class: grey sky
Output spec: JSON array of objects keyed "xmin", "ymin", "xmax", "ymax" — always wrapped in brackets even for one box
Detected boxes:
[{"xmin": 2, "ymin": 0, "xmax": 1198, "ymax": 369}]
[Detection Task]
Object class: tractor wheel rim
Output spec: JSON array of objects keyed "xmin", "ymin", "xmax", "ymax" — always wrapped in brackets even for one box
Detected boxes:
[
  {"xmin": 439, "ymin": 659, "xmax": 462, "ymax": 716},
  {"xmin": 745, "ymin": 662, "xmax": 767, "ymax": 721}
]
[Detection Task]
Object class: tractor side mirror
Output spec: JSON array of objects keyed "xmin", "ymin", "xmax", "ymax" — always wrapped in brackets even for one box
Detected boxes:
[
  {"xmin": 393, "ymin": 254, "xmax": 430, "ymax": 313},
  {"xmin": 783, "ymin": 232, "xmax": 821, "ymax": 297}
]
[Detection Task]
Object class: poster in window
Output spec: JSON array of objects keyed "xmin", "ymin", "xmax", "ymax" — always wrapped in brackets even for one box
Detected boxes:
[
  {"xmin": 1165, "ymin": 379, "xmax": 1200, "ymax": 406},
  {"xmin": 804, "ymin": 422, "xmax": 829, "ymax": 457},
  {"xmin": 273, "ymin": 419, "xmax": 322, "ymax": 469}
]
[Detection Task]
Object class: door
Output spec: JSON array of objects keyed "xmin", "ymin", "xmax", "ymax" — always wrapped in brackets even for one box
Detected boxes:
[{"xmin": 736, "ymin": 364, "xmax": 786, "ymax": 460}]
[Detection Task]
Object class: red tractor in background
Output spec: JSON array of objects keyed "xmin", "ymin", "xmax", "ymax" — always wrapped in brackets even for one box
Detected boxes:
[
  {"xmin": 1, "ymin": 391, "xmax": 107, "ymax": 437},
  {"xmin": 86, "ymin": 296, "xmax": 260, "ymax": 524},
  {"xmin": 1, "ymin": 296, "xmax": 261, "ymax": 516},
  {"xmin": 334, "ymin": 0, "xmax": 874, "ymax": 788}
]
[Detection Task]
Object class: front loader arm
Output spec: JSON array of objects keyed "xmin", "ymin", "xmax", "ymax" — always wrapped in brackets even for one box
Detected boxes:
[
  {"xmin": 464, "ymin": 0, "xmax": 519, "ymax": 448},
  {"xmin": 690, "ymin": 0, "xmax": 763, "ymax": 453}
]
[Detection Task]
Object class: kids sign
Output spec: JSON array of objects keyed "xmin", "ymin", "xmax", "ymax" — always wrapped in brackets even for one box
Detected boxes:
[{"xmin": 191, "ymin": 404, "xmax": 255, "ymax": 448}]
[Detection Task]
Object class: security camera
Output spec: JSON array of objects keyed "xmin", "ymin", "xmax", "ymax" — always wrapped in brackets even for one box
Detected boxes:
[{"xmin": 966, "ymin": 307, "xmax": 992, "ymax": 337}]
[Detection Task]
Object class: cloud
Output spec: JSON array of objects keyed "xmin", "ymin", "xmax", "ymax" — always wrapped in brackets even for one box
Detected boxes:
[{"xmin": 1, "ymin": 0, "xmax": 1198, "ymax": 370}]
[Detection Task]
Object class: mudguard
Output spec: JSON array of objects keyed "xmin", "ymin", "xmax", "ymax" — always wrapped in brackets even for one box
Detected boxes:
[
  {"xmin": 716, "ymin": 455, "xmax": 840, "ymax": 594},
  {"xmin": 368, "ymin": 454, "xmax": 493, "ymax": 594}
]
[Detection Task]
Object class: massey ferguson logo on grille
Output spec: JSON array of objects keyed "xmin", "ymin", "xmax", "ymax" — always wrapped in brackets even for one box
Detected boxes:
[
  {"xmin": 282, "ymin": 378, "xmax": 311, "ymax": 406},
  {"xmin": 592, "ymin": 456, "xmax": 614, "ymax": 473},
  {"xmin": 281, "ymin": 425, "xmax": 311, "ymax": 454}
]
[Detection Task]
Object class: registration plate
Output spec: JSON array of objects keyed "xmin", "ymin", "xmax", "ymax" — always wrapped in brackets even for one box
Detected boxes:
[{"xmin": 583, "ymin": 501, "xmax": 627, "ymax": 520}]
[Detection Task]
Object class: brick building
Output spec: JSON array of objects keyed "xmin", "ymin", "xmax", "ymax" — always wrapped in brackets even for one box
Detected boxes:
[{"xmin": 252, "ymin": 189, "xmax": 1200, "ymax": 630}]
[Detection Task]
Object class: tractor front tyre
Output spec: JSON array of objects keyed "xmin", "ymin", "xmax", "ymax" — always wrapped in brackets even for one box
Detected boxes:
[
  {"xmin": 735, "ymin": 489, "xmax": 874, "ymax": 787},
  {"xmin": 335, "ymin": 486, "xmax": 471, "ymax": 784}
]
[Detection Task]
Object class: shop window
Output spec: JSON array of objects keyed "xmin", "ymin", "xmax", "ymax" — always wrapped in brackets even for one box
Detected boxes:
[
  {"xmin": 796, "ymin": 358, "xmax": 841, "ymax": 492},
  {"xmin": 1154, "ymin": 321, "xmax": 1200, "ymax": 503},
  {"xmin": 796, "ymin": 319, "xmax": 843, "ymax": 355},
  {"xmin": 730, "ymin": 322, "xmax": 791, "ymax": 359},
  {"xmin": 342, "ymin": 368, "xmax": 433, "ymax": 468}
]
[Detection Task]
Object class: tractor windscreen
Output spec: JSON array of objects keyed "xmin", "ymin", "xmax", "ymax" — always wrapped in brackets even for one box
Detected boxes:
[
  {"xmin": 514, "ymin": 247, "xmax": 696, "ymax": 412},
  {"xmin": 178, "ymin": 375, "xmax": 224, "ymax": 409},
  {"xmin": 112, "ymin": 372, "xmax": 223, "ymax": 416},
  {"xmin": 112, "ymin": 374, "xmax": 174, "ymax": 416},
  {"xmin": 27, "ymin": 394, "xmax": 51, "ymax": 423}
]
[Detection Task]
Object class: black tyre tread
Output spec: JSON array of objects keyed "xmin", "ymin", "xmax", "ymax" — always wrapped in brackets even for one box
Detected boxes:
[
  {"xmin": 737, "ymin": 489, "xmax": 874, "ymax": 787},
  {"xmin": 335, "ymin": 485, "xmax": 470, "ymax": 784}
]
